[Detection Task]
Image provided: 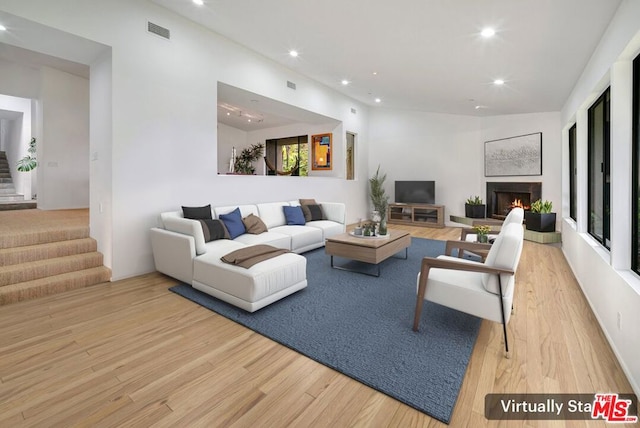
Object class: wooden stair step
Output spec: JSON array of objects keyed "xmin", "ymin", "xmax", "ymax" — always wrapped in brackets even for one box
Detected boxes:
[
  {"xmin": 0, "ymin": 226, "xmax": 89, "ymax": 249},
  {"xmin": 0, "ymin": 195, "xmax": 25, "ymax": 201},
  {"xmin": 0, "ymin": 252, "xmax": 105, "ymax": 286},
  {"xmin": 0, "ymin": 238, "xmax": 98, "ymax": 267},
  {"xmin": 0, "ymin": 266, "xmax": 112, "ymax": 305},
  {"xmin": 0, "ymin": 202, "xmax": 38, "ymax": 211}
]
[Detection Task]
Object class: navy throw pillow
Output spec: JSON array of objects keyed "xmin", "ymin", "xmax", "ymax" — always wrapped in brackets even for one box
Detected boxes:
[
  {"xmin": 283, "ymin": 205, "xmax": 306, "ymax": 225},
  {"xmin": 218, "ymin": 207, "xmax": 246, "ymax": 239}
]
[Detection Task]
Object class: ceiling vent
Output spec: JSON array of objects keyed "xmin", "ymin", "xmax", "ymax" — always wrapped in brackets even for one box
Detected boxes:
[
  {"xmin": 147, "ymin": 21, "xmax": 170, "ymax": 40},
  {"xmin": 351, "ymin": 108, "xmax": 357, "ymax": 114},
  {"xmin": 287, "ymin": 81, "xmax": 296, "ymax": 90}
]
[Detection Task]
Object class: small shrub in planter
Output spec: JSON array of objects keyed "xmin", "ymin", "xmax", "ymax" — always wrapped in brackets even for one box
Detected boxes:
[
  {"xmin": 525, "ymin": 199, "xmax": 556, "ymax": 232},
  {"xmin": 465, "ymin": 195, "xmax": 486, "ymax": 219}
]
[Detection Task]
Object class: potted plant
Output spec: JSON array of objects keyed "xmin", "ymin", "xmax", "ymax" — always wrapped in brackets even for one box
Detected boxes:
[
  {"xmin": 465, "ymin": 195, "xmax": 486, "ymax": 219},
  {"xmin": 472, "ymin": 224, "xmax": 491, "ymax": 243},
  {"xmin": 234, "ymin": 143, "xmax": 264, "ymax": 175},
  {"xmin": 369, "ymin": 165, "xmax": 389, "ymax": 235},
  {"xmin": 525, "ymin": 199, "xmax": 556, "ymax": 232}
]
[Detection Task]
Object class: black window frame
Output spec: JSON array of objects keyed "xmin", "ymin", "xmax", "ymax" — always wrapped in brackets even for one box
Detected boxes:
[
  {"xmin": 569, "ymin": 124, "xmax": 577, "ymax": 221},
  {"xmin": 632, "ymin": 54, "xmax": 640, "ymax": 274},
  {"xmin": 587, "ymin": 87, "xmax": 611, "ymax": 249}
]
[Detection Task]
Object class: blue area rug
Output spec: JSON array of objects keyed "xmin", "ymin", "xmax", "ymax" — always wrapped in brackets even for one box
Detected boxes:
[{"xmin": 169, "ymin": 237, "xmax": 480, "ymax": 424}]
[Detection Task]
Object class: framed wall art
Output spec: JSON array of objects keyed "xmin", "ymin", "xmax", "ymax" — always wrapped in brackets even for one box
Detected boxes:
[
  {"xmin": 311, "ymin": 133, "xmax": 332, "ymax": 170},
  {"xmin": 484, "ymin": 132, "xmax": 542, "ymax": 177}
]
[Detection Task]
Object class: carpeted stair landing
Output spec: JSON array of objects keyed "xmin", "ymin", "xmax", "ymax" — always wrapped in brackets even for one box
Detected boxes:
[{"xmin": 0, "ymin": 209, "xmax": 111, "ymax": 305}]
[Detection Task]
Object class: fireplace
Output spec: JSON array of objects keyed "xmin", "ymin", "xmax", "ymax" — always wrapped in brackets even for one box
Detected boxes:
[{"xmin": 486, "ymin": 182, "xmax": 541, "ymax": 219}]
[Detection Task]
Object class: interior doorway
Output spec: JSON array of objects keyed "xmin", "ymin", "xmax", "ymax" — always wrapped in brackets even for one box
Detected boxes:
[{"xmin": 346, "ymin": 132, "xmax": 356, "ymax": 180}]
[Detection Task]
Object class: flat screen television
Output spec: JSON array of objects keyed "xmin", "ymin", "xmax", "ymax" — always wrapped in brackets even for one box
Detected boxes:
[{"xmin": 395, "ymin": 181, "xmax": 435, "ymax": 204}]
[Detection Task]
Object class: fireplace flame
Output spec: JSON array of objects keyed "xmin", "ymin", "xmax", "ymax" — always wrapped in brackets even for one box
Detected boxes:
[{"xmin": 510, "ymin": 198, "xmax": 530, "ymax": 210}]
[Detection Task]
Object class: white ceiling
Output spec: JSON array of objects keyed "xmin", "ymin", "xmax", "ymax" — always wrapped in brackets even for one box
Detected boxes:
[
  {"xmin": 218, "ymin": 82, "xmax": 339, "ymax": 131},
  {"xmin": 151, "ymin": 0, "xmax": 622, "ymax": 116}
]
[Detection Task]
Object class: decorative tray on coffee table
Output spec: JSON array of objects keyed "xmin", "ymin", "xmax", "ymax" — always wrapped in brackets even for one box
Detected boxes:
[{"xmin": 349, "ymin": 231, "xmax": 390, "ymax": 239}]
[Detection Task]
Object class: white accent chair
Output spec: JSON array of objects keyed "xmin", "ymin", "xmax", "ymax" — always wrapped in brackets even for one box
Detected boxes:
[{"xmin": 413, "ymin": 222, "xmax": 524, "ymax": 357}]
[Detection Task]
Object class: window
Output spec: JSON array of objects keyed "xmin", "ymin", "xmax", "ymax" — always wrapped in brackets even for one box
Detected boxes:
[
  {"xmin": 569, "ymin": 124, "xmax": 577, "ymax": 221},
  {"xmin": 265, "ymin": 135, "xmax": 308, "ymax": 176},
  {"xmin": 346, "ymin": 132, "xmax": 356, "ymax": 180},
  {"xmin": 633, "ymin": 54, "xmax": 640, "ymax": 274},
  {"xmin": 588, "ymin": 88, "xmax": 610, "ymax": 249}
]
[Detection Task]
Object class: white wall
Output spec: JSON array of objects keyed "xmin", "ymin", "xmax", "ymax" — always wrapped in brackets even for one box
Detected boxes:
[
  {"xmin": 0, "ymin": 0, "xmax": 370, "ymax": 280},
  {"xmin": 560, "ymin": 0, "xmax": 640, "ymax": 397},
  {"xmin": 89, "ymin": 49, "xmax": 113, "ymax": 269},
  {"xmin": 369, "ymin": 108, "xmax": 482, "ymax": 218},
  {"xmin": 38, "ymin": 67, "xmax": 90, "ymax": 209},
  {"xmin": 217, "ymin": 123, "xmax": 247, "ymax": 174}
]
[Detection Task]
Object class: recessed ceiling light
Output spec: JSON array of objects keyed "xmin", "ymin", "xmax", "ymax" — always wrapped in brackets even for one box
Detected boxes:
[
  {"xmin": 372, "ymin": 71, "xmax": 378, "ymax": 76},
  {"xmin": 481, "ymin": 28, "xmax": 495, "ymax": 38},
  {"xmin": 0, "ymin": 24, "xmax": 6, "ymax": 31},
  {"xmin": 493, "ymin": 79, "xmax": 505, "ymax": 85},
  {"xmin": 341, "ymin": 79, "xmax": 349, "ymax": 86},
  {"xmin": 193, "ymin": 0, "xmax": 204, "ymax": 5},
  {"xmin": 374, "ymin": 98, "xmax": 381, "ymax": 103},
  {"xmin": 289, "ymin": 50, "xmax": 299, "ymax": 57}
]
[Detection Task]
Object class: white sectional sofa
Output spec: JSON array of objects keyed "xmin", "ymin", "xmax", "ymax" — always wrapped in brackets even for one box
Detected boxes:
[{"xmin": 150, "ymin": 201, "xmax": 346, "ymax": 312}]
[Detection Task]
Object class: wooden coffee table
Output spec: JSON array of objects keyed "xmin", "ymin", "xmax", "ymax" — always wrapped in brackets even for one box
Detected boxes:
[{"xmin": 325, "ymin": 229, "xmax": 411, "ymax": 276}]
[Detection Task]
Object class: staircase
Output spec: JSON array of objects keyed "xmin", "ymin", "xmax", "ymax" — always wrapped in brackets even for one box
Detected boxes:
[
  {"xmin": 0, "ymin": 151, "xmax": 37, "ymax": 210},
  {"xmin": 0, "ymin": 209, "xmax": 111, "ymax": 305}
]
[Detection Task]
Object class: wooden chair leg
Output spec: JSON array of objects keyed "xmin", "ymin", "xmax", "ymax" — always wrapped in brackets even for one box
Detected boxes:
[{"xmin": 497, "ymin": 276, "xmax": 510, "ymax": 358}]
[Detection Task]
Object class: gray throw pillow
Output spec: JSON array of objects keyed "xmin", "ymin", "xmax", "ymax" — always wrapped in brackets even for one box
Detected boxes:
[
  {"xmin": 198, "ymin": 219, "xmax": 229, "ymax": 242},
  {"xmin": 301, "ymin": 204, "xmax": 325, "ymax": 222},
  {"xmin": 182, "ymin": 204, "xmax": 212, "ymax": 220}
]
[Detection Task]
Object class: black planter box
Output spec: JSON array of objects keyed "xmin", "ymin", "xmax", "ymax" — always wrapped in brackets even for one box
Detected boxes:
[
  {"xmin": 525, "ymin": 212, "xmax": 556, "ymax": 232},
  {"xmin": 465, "ymin": 204, "xmax": 486, "ymax": 219}
]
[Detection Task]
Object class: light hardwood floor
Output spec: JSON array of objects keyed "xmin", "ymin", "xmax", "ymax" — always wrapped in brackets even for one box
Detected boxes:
[{"xmin": 0, "ymin": 223, "xmax": 635, "ymax": 427}]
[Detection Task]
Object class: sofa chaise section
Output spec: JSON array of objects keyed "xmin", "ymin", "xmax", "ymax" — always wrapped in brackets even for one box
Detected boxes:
[{"xmin": 193, "ymin": 248, "xmax": 307, "ymax": 312}]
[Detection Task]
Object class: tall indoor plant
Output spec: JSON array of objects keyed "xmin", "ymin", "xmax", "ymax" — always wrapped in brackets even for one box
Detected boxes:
[{"xmin": 369, "ymin": 165, "xmax": 389, "ymax": 235}]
